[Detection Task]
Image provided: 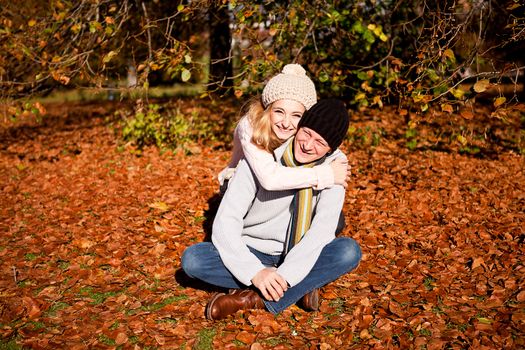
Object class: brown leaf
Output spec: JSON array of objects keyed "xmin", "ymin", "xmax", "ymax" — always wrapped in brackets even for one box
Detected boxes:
[
  {"xmin": 516, "ymin": 290, "xmax": 525, "ymax": 302},
  {"xmin": 22, "ymin": 297, "xmax": 41, "ymax": 319},
  {"xmin": 460, "ymin": 110, "xmax": 474, "ymax": 119},
  {"xmin": 236, "ymin": 331, "xmax": 256, "ymax": 344},
  {"xmin": 115, "ymin": 332, "xmax": 128, "ymax": 345},
  {"xmin": 471, "ymin": 257, "xmax": 485, "ymax": 270},
  {"xmin": 154, "ymin": 334, "xmax": 165, "ymax": 345},
  {"xmin": 473, "ymin": 79, "xmax": 490, "ymax": 93}
]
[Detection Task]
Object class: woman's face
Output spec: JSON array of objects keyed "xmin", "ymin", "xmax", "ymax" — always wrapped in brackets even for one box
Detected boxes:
[{"xmin": 269, "ymin": 99, "xmax": 306, "ymax": 141}]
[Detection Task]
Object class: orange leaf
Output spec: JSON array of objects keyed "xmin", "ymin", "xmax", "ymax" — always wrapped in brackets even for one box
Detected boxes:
[
  {"xmin": 516, "ymin": 290, "xmax": 525, "ymax": 302},
  {"xmin": 441, "ymin": 104, "xmax": 453, "ymax": 113},
  {"xmin": 236, "ymin": 331, "xmax": 256, "ymax": 344},
  {"xmin": 460, "ymin": 110, "xmax": 474, "ymax": 119},
  {"xmin": 115, "ymin": 332, "xmax": 128, "ymax": 345},
  {"xmin": 154, "ymin": 334, "xmax": 165, "ymax": 345},
  {"xmin": 471, "ymin": 257, "xmax": 485, "ymax": 270}
]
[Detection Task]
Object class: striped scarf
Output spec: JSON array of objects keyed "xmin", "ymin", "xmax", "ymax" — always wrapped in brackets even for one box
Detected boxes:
[{"xmin": 281, "ymin": 139, "xmax": 323, "ymax": 254}]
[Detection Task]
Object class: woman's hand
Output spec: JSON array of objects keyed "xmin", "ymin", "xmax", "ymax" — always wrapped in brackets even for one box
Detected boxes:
[
  {"xmin": 330, "ymin": 158, "xmax": 351, "ymax": 187},
  {"xmin": 251, "ymin": 267, "xmax": 288, "ymax": 301}
]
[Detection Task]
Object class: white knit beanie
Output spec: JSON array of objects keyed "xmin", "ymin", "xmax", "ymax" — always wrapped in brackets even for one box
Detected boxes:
[{"xmin": 261, "ymin": 64, "xmax": 317, "ymax": 110}]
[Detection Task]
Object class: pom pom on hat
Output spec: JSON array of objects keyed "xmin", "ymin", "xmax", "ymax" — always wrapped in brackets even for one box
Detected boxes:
[
  {"xmin": 262, "ymin": 64, "xmax": 317, "ymax": 110},
  {"xmin": 297, "ymin": 99, "xmax": 349, "ymax": 151}
]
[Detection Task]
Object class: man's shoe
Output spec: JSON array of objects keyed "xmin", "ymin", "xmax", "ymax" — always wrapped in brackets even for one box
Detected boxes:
[
  {"xmin": 300, "ymin": 289, "xmax": 319, "ymax": 311},
  {"xmin": 206, "ymin": 289, "xmax": 265, "ymax": 320}
]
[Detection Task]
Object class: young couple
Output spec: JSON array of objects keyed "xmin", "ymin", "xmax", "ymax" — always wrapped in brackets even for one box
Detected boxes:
[{"xmin": 181, "ymin": 64, "xmax": 362, "ymax": 320}]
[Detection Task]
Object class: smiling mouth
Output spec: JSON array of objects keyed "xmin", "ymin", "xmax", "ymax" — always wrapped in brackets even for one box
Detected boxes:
[
  {"xmin": 277, "ymin": 126, "xmax": 293, "ymax": 132},
  {"xmin": 299, "ymin": 145, "xmax": 312, "ymax": 155}
]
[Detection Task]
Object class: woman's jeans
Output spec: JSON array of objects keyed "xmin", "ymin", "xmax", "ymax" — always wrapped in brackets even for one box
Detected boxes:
[{"xmin": 181, "ymin": 237, "xmax": 361, "ymax": 314}]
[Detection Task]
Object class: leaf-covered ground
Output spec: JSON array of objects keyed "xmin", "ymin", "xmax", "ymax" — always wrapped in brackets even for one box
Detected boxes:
[{"xmin": 1, "ymin": 99, "xmax": 524, "ymax": 349}]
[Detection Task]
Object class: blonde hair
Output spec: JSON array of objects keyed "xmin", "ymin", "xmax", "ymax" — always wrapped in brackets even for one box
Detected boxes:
[{"xmin": 241, "ymin": 96, "xmax": 283, "ymax": 153}]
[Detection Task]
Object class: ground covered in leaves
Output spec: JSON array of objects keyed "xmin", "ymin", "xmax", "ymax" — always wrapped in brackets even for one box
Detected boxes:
[{"xmin": 0, "ymin": 98, "xmax": 524, "ymax": 349}]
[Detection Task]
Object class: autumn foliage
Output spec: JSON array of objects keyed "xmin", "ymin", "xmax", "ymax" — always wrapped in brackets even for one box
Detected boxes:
[{"xmin": 0, "ymin": 99, "xmax": 524, "ymax": 349}]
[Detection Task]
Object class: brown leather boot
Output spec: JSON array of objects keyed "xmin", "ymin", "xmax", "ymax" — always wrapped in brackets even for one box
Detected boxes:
[
  {"xmin": 206, "ymin": 289, "xmax": 265, "ymax": 320},
  {"xmin": 300, "ymin": 289, "xmax": 319, "ymax": 311}
]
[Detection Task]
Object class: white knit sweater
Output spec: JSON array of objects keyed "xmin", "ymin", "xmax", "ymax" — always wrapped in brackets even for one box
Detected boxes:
[{"xmin": 212, "ymin": 139, "xmax": 347, "ymax": 287}]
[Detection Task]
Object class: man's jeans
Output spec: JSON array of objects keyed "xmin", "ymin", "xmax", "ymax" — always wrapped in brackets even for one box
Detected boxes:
[{"xmin": 181, "ymin": 237, "xmax": 361, "ymax": 314}]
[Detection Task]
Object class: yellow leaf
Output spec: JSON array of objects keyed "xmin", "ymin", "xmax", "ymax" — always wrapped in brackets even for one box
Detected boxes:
[
  {"xmin": 473, "ymin": 79, "xmax": 490, "ymax": 93},
  {"xmin": 412, "ymin": 94, "xmax": 431, "ymax": 103},
  {"xmin": 148, "ymin": 201, "xmax": 170, "ymax": 212},
  {"xmin": 367, "ymin": 24, "xmax": 376, "ymax": 30},
  {"xmin": 450, "ymin": 88, "xmax": 465, "ymax": 99},
  {"xmin": 373, "ymin": 95, "xmax": 383, "ymax": 108},
  {"xmin": 28, "ymin": 19, "xmax": 37, "ymax": 27},
  {"xmin": 457, "ymin": 135, "xmax": 468, "ymax": 146},
  {"xmin": 102, "ymin": 50, "xmax": 118, "ymax": 64},
  {"xmin": 494, "ymin": 96, "xmax": 506, "ymax": 107},
  {"xmin": 477, "ymin": 317, "xmax": 493, "ymax": 324},
  {"xmin": 355, "ymin": 92, "xmax": 366, "ymax": 101}
]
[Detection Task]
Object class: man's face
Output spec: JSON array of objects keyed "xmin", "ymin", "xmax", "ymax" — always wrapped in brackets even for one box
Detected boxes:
[{"xmin": 293, "ymin": 127, "xmax": 331, "ymax": 164}]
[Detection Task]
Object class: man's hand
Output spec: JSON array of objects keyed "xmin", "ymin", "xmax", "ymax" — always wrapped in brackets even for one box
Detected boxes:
[{"xmin": 251, "ymin": 267, "xmax": 288, "ymax": 301}]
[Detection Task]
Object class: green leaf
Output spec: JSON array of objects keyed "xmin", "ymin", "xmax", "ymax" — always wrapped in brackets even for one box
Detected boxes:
[
  {"xmin": 352, "ymin": 21, "xmax": 364, "ymax": 34},
  {"xmin": 319, "ymin": 71, "xmax": 329, "ymax": 83},
  {"xmin": 363, "ymin": 30, "xmax": 375, "ymax": 44},
  {"xmin": 357, "ymin": 71, "xmax": 369, "ymax": 80},
  {"xmin": 184, "ymin": 54, "xmax": 192, "ymax": 64}
]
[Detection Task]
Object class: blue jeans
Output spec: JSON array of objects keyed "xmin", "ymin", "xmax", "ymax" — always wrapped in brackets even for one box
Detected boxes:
[{"xmin": 181, "ymin": 237, "xmax": 361, "ymax": 314}]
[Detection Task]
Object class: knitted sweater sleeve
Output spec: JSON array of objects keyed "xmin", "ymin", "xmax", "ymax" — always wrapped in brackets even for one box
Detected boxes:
[
  {"xmin": 276, "ymin": 183, "xmax": 346, "ymax": 287},
  {"xmin": 212, "ymin": 159, "xmax": 266, "ymax": 286},
  {"xmin": 217, "ymin": 117, "xmax": 247, "ymax": 186},
  {"xmin": 240, "ymin": 125, "xmax": 335, "ymax": 191}
]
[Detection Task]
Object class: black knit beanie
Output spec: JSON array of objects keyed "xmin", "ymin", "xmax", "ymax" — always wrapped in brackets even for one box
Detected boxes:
[{"xmin": 297, "ymin": 98, "xmax": 349, "ymax": 151}]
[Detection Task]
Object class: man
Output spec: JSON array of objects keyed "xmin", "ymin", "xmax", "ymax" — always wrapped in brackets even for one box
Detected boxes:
[{"xmin": 181, "ymin": 99, "xmax": 361, "ymax": 320}]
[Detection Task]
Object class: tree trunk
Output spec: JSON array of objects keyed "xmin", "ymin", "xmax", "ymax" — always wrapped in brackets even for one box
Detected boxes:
[{"xmin": 208, "ymin": 2, "xmax": 233, "ymax": 95}]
